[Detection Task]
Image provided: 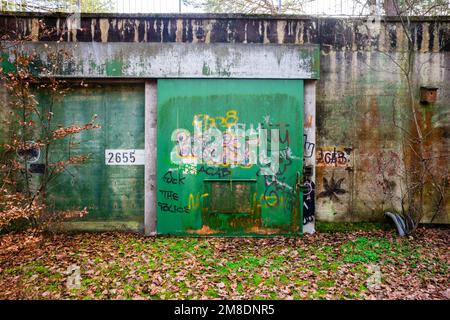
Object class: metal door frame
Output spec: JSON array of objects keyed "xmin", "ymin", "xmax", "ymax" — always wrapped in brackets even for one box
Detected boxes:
[{"xmin": 144, "ymin": 79, "xmax": 317, "ymax": 235}]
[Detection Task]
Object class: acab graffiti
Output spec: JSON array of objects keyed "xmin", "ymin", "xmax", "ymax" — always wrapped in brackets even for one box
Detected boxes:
[{"xmin": 317, "ymin": 146, "xmax": 352, "ymax": 167}]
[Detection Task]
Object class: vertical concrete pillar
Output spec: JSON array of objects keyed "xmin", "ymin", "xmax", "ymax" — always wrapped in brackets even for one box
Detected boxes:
[
  {"xmin": 145, "ymin": 80, "xmax": 157, "ymax": 236},
  {"xmin": 303, "ymin": 80, "xmax": 317, "ymax": 234}
]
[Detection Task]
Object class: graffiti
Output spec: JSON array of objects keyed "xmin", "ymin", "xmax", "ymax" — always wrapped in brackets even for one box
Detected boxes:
[
  {"xmin": 303, "ymin": 180, "xmax": 315, "ymax": 224},
  {"xmin": 372, "ymin": 150, "xmax": 401, "ymax": 200},
  {"xmin": 256, "ymin": 121, "xmax": 296, "ymax": 209},
  {"xmin": 170, "ymin": 112, "xmax": 281, "ymax": 175},
  {"xmin": 254, "ymin": 193, "xmax": 291, "ymax": 209},
  {"xmin": 162, "ymin": 170, "xmax": 186, "ymax": 185},
  {"xmin": 158, "ymin": 189, "xmax": 189, "ymax": 213},
  {"xmin": 159, "ymin": 190, "xmax": 179, "ymax": 201},
  {"xmin": 375, "ymin": 150, "xmax": 400, "ymax": 177},
  {"xmin": 158, "ymin": 202, "xmax": 190, "ymax": 213},
  {"xmin": 258, "ymin": 172, "xmax": 295, "ymax": 209},
  {"xmin": 188, "ymin": 192, "xmax": 209, "ymax": 210},
  {"xmin": 303, "ymin": 134, "xmax": 315, "ymax": 159},
  {"xmin": 161, "ymin": 109, "xmax": 303, "ymax": 221},
  {"xmin": 221, "ymin": 130, "xmax": 247, "ymax": 165},
  {"xmin": 192, "ymin": 109, "xmax": 238, "ymax": 131},
  {"xmin": 318, "ymin": 174, "xmax": 347, "ymax": 201},
  {"xmin": 377, "ymin": 178, "xmax": 397, "ymax": 199},
  {"xmin": 264, "ymin": 122, "xmax": 292, "ymax": 174},
  {"xmin": 199, "ymin": 165, "xmax": 231, "ymax": 178},
  {"xmin": 317, "ymin": 147, "xmax": 352, "ymax": 167},
  {"xmin": 182, "ymin": 163, "xmax": 197, "ymax": 175}
]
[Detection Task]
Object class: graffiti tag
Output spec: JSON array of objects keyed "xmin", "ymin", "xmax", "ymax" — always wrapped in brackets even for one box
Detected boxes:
[
  {"xmin": 162, "ymin": 170, "xmax": 186, "ymax": 185},
  {"xmin": 317, "ymin": 147, "xmax": 351, "ymax": 167}
]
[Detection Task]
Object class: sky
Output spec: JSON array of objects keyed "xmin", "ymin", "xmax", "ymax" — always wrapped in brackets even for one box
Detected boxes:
[
  {"xmin": 114, "ymin": 0, "xmax": 201, "ymax": 13},
  {"xmin": 112, "ymin": 0, "xmax": 374, "ymax": 15},
  {"xmin": 0, "ymin": 0, "xmax": 376, "ymax": 15}
]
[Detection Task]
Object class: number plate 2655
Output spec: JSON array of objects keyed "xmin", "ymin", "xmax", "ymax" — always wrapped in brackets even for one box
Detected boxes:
[{"xmin": 105, "ymin": 149, "xmax": 145, "ymax": 165}]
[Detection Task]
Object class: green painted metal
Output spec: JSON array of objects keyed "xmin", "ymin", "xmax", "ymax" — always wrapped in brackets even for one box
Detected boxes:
[
  {"xmin": 157, "ymin": 79, "xmax": 304, "ymax": 236},
  {"xmin": 36, "ymin": 84, "xmax": 145, "ymax": 227}
]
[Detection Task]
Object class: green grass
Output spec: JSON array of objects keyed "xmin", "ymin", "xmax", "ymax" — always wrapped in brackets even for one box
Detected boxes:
[
  {"xmin": 1, "ymin": 229, "xmax": 448, "ymax": 300},
  {"xmin": 340, "ymin": 236, "xmax": 394, "ymax": 263},
  {"xmin": 316, "ymin": 222, "xmax": 394, "ymax": 233}
]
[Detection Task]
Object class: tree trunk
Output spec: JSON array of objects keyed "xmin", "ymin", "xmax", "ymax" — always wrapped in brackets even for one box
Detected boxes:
[{"xmin": 384, "ymin": 0, "xmax": 398, "ymax": 16}]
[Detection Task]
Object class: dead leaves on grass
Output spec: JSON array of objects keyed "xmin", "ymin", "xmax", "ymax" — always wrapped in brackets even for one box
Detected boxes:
[{"xmin": 0, "ymin": 228, "xmax": 448, "ymax": 300}]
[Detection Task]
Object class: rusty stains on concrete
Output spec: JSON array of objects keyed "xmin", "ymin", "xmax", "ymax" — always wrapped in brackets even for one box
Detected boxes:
[{"xmin": 1, "ymin": 14, "xmax": 449, "ymax": 52}]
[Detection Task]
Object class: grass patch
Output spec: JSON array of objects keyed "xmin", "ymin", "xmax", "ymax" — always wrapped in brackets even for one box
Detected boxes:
[
  {"xmin": 316, "ymin": 222, "xmax": 393, "ymax": 233},
  {"xmin": 1, "ymin": 228, "xmax": 447, "ymax": 300},
  {"xmin": 340, "ymin": 236, "xmax": 394, "ymax": 263}
]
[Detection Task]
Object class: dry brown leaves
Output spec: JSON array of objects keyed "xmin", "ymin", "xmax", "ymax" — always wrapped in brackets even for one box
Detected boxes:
[{"xmin": 0, "ymin": 227, "xmax": 448, "ymax": 300}]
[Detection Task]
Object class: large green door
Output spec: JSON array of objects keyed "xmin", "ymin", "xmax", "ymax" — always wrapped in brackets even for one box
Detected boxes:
[
  {"xmin": 39, "ymin": 84, "xmax": 145, "ymax": 230},
  {"xmin": 157, "ymin": 79, "xmax": 303, "ymax": 236}
]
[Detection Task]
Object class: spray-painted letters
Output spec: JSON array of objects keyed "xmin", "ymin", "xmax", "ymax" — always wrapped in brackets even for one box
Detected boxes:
[{"xmin": 170, "ymin": 110, "xmax": 280, "ymax": 176}]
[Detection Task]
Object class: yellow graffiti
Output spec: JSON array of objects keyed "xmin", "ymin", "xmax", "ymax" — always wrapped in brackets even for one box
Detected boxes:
[
  {"xmin": 193, "ymin": 110, "xmax": 238, "ymax": 130},
  {"xmin": 260, "ymin": 194, "xmax": 278, "ymax": 207},
  {"xmin": 188, "ymin": 193, "xmax": 209, "ymax": 210},
  {"xmin": 220, "ymin": 161, "xmax": 254, "ymax": 169},
  {"xmin": 254, "ymin": 193, "xmax": 292, "ymax": 208}
]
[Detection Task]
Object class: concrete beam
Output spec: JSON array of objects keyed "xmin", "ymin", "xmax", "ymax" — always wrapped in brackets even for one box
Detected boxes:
[
  {"xmin": 303, "ymin": 80, "xmax": 316, "ymax": 234},
  {"xmin": 144, "ymin": 80, "xmax": 157, "ymax": 236},
  {"xmin": 4, "ymin": 42, "xmax": 320, "ymax": 79}
]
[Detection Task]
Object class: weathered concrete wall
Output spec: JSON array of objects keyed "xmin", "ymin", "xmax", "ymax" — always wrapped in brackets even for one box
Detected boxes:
[
  {"xmin": 1, "ymin": 13, "xmax": 449, "ymax": 50},
  {"xmin": 0, "ymin": 42, "xmax": 320, "ymax": 79},
  {"xmin": 1, "ymin": 13, "xmax": 449, "ymax": 224}
]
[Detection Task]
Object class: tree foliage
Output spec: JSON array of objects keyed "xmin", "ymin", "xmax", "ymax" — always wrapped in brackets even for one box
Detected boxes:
[
  {"xmin": 0, "ymin": 24, "xmax": 100, "ymax": 230},
  {"xmin": 391, "ymin": 0, "xmax": 450, "ymax": 16},
  {"xmin": 373, "ymin": 0, "xmax": 449, "ymax": 234},
  {"xmin": 183, "ymin": 0, "xmax": 309, "ymax": 14},
  {"xmin": 0, "ymin": 0, "xmax": 115, "ymax": 13},
  {"xmin": 184, "ymin": 0, "xmax": 450, "ymax": 15}
]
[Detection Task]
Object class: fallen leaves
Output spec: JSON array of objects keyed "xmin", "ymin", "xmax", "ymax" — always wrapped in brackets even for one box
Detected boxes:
[{"xmin": 0, "ymin": 227, "xmax": 448, "ymax": 300}]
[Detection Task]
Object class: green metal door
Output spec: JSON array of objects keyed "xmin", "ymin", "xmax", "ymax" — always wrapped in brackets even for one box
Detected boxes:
[
  {"xmin": 38, "ymin": 84, "xmax": 145, "ymax": 230},
  {"xmin": 157, "ymin": 79, "xmax": 304, "ymax": 236}
]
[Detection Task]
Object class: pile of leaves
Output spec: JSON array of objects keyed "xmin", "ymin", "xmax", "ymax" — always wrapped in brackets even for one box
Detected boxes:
[
  {"xmin": 0, "ymin": 228, "xmax": 448, "ymax": 300},
  {"xmin": 0, "ymin": 189, "xmax": 43, "ymax": 229}
]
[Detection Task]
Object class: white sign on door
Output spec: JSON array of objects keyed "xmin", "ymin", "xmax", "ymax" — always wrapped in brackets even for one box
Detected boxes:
[{"xmin": 105, "ymin": 149, "xmax": 145, "ymax": 165}]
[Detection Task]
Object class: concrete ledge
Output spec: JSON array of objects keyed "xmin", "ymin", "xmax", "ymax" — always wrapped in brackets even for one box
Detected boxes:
[
  {"xmin": 48, "ymin": 220, "xmax": 144, "ymax": 233},
  {"xmin": 4, "ymin": 42, "xmax": 320, "ymax": 79},
  {"xmin": 1, "ymin": 12, "xmax": 449, "ymax": 22}
]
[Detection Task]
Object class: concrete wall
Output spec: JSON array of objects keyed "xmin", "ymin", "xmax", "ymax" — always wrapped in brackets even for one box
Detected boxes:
[{"xmin": 1, "ymin": 13, "xmax": 449, "ymax": 225}]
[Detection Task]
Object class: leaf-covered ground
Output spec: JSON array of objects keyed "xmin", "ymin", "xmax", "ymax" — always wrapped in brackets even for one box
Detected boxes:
[{"xmin": 0, "ymin": 228, "xmax": 448, "ymax": 300}]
